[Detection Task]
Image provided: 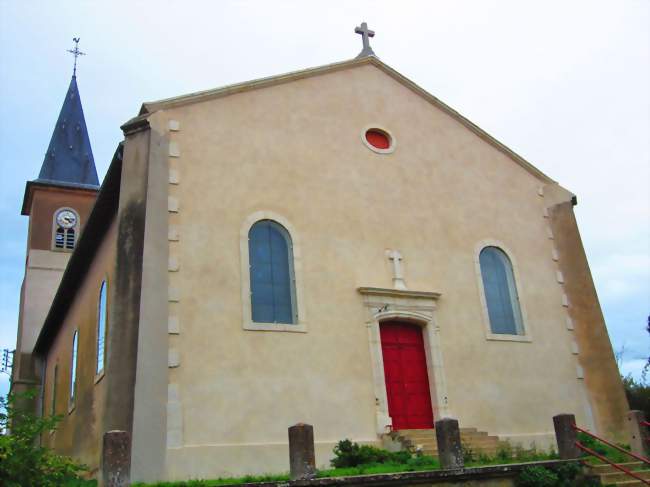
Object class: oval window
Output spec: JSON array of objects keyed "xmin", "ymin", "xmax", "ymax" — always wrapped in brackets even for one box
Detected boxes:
[{"xmin": 365, "ymin": 129, "xmax": 391, "ymax": 150}]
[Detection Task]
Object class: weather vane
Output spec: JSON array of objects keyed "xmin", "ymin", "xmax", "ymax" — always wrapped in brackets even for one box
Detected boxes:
[{"xmin": 67, "ymin": 37, "xmax": 86, "ymax": 77}]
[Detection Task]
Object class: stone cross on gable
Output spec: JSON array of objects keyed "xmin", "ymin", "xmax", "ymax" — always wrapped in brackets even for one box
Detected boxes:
[
  {"xmin": 386, "ymin": 249, "xmax": 407, "ymax": 290},
  {"xmin": 355, "ymin": 22, "xmax": 376, "ymax": 58}
]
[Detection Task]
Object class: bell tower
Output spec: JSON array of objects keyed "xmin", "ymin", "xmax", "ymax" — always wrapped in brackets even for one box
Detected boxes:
[{"xmin": 11, "ymin": 39, "xmax": 100, "ymax": 397}]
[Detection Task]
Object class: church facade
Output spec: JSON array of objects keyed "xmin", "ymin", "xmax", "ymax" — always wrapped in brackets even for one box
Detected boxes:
[{"xmin": 13, "ymin": 41, "xmax": 628, "ymax": 482}]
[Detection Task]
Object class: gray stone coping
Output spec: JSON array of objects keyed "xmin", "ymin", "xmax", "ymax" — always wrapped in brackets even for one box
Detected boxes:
[{"xmin": 221, "ymin": 460, "xmax": 576, "ymax": 486}]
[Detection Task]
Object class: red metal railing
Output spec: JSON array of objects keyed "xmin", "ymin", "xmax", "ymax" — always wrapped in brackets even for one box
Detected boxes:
[
  {"xmin": 575, "ymin": 442, "xmax": 650, "ymax": 485},
  {"xmin": 574, "ymin": 425, "xmax": 650, "ymax": 465},
  {"xmin": 573, "ymin": 424, "xmax": 650, "ymax": 485},
  {"xmin": 573, "ymin": 424, "xmax": 650, "ymax": 465}
]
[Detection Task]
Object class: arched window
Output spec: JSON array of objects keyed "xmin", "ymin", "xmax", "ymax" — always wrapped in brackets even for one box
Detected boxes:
[
  {"xmin": 479, "ymin": 246, "xmax": 524, "ymax": 335},
  {"xmin": 51, "ymin": 364, "xmax": 58, "ymax": 415},
  {"xmin": 96, "ymin": 280, "xmax": 108, "ymax": 375},
  {"xmin": 70, "ymin": 330, "xmax": 79, "ymax": 403},
  {"xmin": 53, "ymin": 208, "xmax": 79, "ymax": 251},
  {"xmin": 248, "ymin": 220, "xmax": 296, "ymax": 324}
]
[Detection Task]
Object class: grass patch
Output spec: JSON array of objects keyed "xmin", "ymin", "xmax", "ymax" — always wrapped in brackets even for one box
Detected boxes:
[
  {"xmin": 139, "ymin": 438, "xmax": 620, "ymax": 486},
  {"xmin": 464, "ymin": 441, "xmax": 559, "ymax": 468},
  {"xmin": 132, "ymin": 455, "xmax": 440, "ymax": 486},
  {"xmin": 132, "ymin": 474, "xmax": 291, "ymax": 487},
  {"xmin": 578, "ymin": 431, "xmax": 636, "ymax": 466},
  {"xmin": 318, "ymin": 455, "xmax": 439, "ymax": 477}
]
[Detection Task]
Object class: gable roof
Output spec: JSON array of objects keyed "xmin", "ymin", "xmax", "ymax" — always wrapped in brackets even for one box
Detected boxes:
[{"xmin": 133, "ymin": 56, "xmax": 554, "ymax": 183}]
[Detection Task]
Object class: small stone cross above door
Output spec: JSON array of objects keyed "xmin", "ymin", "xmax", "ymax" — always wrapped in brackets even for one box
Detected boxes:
[{"xmin": 386, "ymin": 249, "xmax": 407, "ymax": 290}]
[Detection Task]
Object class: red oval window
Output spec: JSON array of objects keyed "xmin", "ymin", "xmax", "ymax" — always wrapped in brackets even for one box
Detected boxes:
[{"xmin": 365, "ymin": 129, "xmax": 391, "ymax": 150}]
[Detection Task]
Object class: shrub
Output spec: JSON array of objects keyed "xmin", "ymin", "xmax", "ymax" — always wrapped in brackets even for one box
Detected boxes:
[
  {"xmin": 330, "ymin": 439, "xmax": 412, "ymax": 468},
  {"xmin": 517, "ymin": 462, "xmax": 596, "ymax": 487},
  {"xmin": 461, "ymin": 440, "xmax": 475, "ymax": 463},
  {"xmin": 0, "ymin": 390, "xmax": 87, "ymax": 487},
  {"xmin": 496, "ymin": 442, "xmax": 513, "ymax": 462},
  {"xmin": 516, "ymin": 466, "xmax": 559, "ymax": 487},
  {"xmin": 406, "ymin": 454, "xmax": 437, "ymax": 467}
]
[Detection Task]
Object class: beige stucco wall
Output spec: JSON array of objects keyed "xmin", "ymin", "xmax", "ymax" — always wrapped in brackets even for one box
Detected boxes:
[
  {"xmin": 42, "ymin": 217, "xmax": 117, "ymax": 476},
  {"xmin": 154, "ymin": 63, "xmax": 600, "ymax": 478},
  {"xmin": 13, "ymin": 188, "xmax": 96, "ymax": 382},
  {"xmin": 19, "ymin": 251, "xmax": 70, "ymax": 356}
]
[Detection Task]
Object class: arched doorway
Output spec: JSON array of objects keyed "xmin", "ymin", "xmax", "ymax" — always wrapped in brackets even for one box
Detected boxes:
[{"xmin": 380, "ymin": 321, "xmax": 434, "ymax": 430}]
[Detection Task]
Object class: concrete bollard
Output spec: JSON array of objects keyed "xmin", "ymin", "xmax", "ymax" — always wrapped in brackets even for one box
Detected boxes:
[
  {"xmin": 553, "ymin": 414, "xmax": 580, "ymax": 459},
  {"xmin": 435, "ymin": 418, "xmax": 464, "ymax": 469},
  {"xmin": 288, "ymin": 423, "xmax": 316, "ymax": 480},
  {"xmin": 102, "ymin": 430, "xmax": 131, "ymax": 487},
  {"xmin": 627, "ymin": 410, "xmax": 650, "ymax": 457}
]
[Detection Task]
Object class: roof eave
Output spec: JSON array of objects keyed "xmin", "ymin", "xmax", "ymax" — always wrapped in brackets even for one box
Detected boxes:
[
  {"xmin": 135, "ymin": 54, "xmax": 555, "ymax": 184},
  {"xmin": 21, "ymin": 179, "xmax": 100, "ymax": 216},
  {"xmin": 33, "ymin": 143, "xmax": 124, "ymax": 356}
]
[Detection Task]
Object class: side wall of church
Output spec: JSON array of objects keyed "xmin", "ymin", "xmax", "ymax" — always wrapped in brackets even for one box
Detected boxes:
[
  {"xmin": 143, "ymin": 64, "xmax": 616, "ymax": 478},
  {"xmin": 41, "ymin": 217, "xmax": 117, "ymax": 477},
  {"xmin": 548, "ymin": 198, "xmax": 629, "ymax": 441}
]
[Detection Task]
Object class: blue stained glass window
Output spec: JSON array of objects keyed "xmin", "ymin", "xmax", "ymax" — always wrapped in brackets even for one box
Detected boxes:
[
  {"xmin": 479, "ymin": 247, "xmax": 524, "ymax": 335},
  {"xmin": 249, "ymin": 220, "xmax": 296, "ymax": 324},
  {"xmin": 96, "ymin": 280, "xmax": 107, "ymax": 375}
]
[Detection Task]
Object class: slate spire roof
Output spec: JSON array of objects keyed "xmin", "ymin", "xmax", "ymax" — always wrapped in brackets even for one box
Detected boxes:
[{"xmin": 36, "ymin": 75, "xmax": 99, "ymax": 187}]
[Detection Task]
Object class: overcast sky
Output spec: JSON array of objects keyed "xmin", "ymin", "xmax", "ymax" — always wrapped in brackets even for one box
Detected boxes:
[{"xmin": 0, "ymin": 1, "xmax": 648, "ymax": 398}]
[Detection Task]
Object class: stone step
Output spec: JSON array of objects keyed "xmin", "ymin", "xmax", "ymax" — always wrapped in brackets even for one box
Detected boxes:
[
  {"xmin": 588, "ymin": 462, "xmax": 644, "ymax": 474},
  {"xmin": 599, "ymin": 470, "xmax": 650, "ymax": 483},
  {"xmin": 401, "ymin": 433, "xmax": 496, "ymax": 442},
  {"xmin": 399, "ymin": 428, "xmax": 483, "ymax": 436},
  {"xmin": 411, "ymin": 440, "xmax": 500, "ymax": 450},
  {"xmin": 612, "ymin": 481, "xmax": 645, "ymax": 487},
  {"xmin": 405, "ymin": 436, "xmax": 500, "ymax": 445},
  {"xmin": 404, "ymin": 432, "xmax": 493, "ymax": 441},
  {"xmin": 418, "ymin": 448, "xmax": 500, "ymax": 455},
  {"xmin": 394, "ymin": 426, "xmax": 501, "ymax": 458},
  {"xmin": 402, "ymin": 428, "xmax": 488, "ymax": 436}
]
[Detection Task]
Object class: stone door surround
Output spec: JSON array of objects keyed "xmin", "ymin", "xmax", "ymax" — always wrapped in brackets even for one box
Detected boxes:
[{"xmin": 358, "ymin": 287, "xmax": 449, "ymax": 435}]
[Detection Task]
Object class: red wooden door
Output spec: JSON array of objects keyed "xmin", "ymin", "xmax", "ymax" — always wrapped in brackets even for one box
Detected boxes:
[{"xmin": 380, "ymin": 322, "xmax": 434, "ymax": 430}]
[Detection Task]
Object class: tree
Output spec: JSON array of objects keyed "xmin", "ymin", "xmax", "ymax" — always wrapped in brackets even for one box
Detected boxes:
[{"xmin": 0, "ymin": 390, "xmax": 87, "ymax": 487}]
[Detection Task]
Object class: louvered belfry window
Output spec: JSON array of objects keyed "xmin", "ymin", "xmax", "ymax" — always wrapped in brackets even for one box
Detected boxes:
[
  {"xmin": 479, "ymin": 246, "xmax": 524, "ymax": 335},
  {"xmin": 54, "ymin": 219, "xmax": 77, "ymax": 250},
  {"xmin": 55, "ymin": 227, "xmax": 75, "ymax": 249},
  {"xmin": 248, "ymin": 220, "xmax": 296, "ymax": 324}
]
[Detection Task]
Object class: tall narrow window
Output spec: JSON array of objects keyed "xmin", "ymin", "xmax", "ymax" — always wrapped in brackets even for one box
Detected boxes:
[
  {"xmin": 69, "ymin": 330, "xmax": 78, "ymax": 403},
  {"xmin": 96, "ymin": 280, "xmax": 108, "ymax": 375},
  {"xmin": 479, "ymin": 246, "xmax": 524, "ymax": 335},
  {"xmin": 248, "ymin": 220, "xmax": 296, "ymax": 324},
  {"xmin": 51, "ymin": 364, "xmax": 58, "ymax": 415}
]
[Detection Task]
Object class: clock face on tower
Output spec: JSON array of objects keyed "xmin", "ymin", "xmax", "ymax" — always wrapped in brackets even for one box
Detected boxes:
[{"xmin": 56, "ymin": 209, "xmax": 77, "ymax": 229}]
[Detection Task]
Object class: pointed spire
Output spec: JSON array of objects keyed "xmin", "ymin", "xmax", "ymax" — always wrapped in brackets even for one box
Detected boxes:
[{"xmin": 36, "ymin": 75, "xmax": 99, "ymax": 187}]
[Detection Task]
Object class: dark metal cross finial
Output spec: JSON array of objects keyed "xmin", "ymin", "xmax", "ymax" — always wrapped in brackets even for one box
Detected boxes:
[
  {"xmin": 67, "ymin": 37, "xmax": 86, "ymax": 77},
  {"xmin": 355, "ymin": 22, "xmax": 375, "ymax": 58}
]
